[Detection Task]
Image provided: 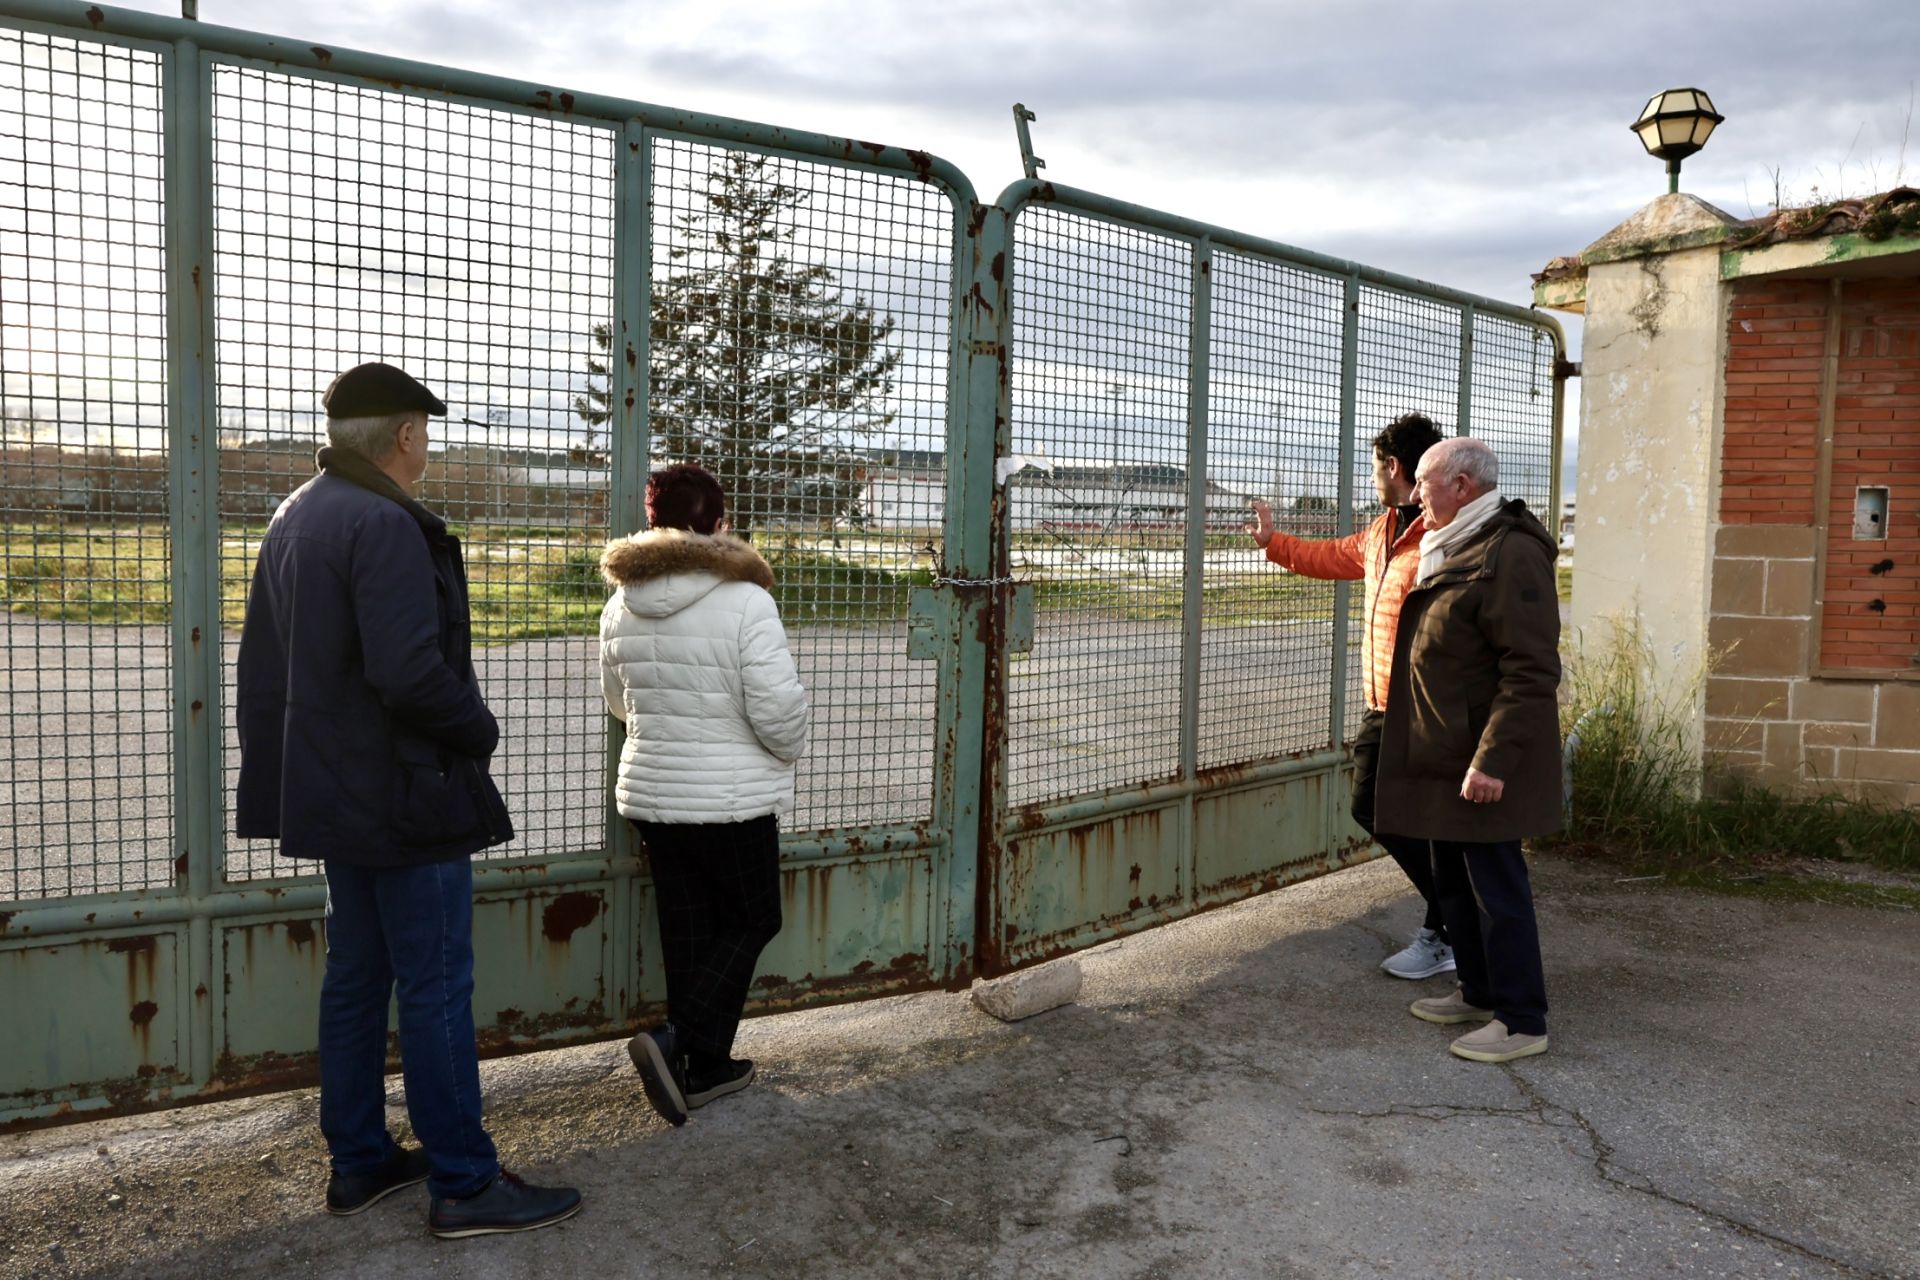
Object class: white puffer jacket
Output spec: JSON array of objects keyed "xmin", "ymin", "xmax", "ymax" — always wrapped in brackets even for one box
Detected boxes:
[{"xmin": 598, "ymin": 529, "xmax": 809, "ymax": 824}]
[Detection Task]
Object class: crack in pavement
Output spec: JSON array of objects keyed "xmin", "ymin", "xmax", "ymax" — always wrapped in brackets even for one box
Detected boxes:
[
  {"xmin": 1313, "ymin": 1071, "xmax": 1898, "ymax": 1279},
  {"xmin": 1307, "ymin": 1100, "xmax": 1581, "ymax": 1130},
  {"xmin": 1501, "ymin": 1069, "xmax": 1899, "ymax": 1280},
  {"xmin": 1342, "ymin": 918, "xmax": 1404, "ymax": 953}
]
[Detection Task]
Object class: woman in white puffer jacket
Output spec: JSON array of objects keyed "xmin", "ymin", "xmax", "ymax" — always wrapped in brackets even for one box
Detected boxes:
[{"xmin": 597, "ymin": 464, "xmax": 808, "ymax": 1127}]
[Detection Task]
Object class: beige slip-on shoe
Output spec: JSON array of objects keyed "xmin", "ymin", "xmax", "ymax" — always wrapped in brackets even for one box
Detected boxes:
[
  {"xmin": 1409, "ymin": 989, "xmax": 1496, "ymax": 1025},
  {"xmin": 1449, "ymin": 1019, "xmax": 1549, "ymax": 1063}
]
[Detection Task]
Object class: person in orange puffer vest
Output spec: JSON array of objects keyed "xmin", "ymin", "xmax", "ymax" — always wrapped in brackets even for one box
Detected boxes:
[{"xmin": 1249, "ymin": 412, "xmax": 1452, "ymax": 981}]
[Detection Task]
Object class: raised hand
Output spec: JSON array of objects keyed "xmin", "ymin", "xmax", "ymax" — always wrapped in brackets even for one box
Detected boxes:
[{"xmin": 1248, "ymin": 498, "xmax": 1275, "ymax": 548}]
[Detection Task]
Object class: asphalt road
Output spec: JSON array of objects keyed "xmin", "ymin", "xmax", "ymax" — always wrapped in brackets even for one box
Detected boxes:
[{"xmin": 0, "ymin": 613, "xmax": 1355, "ymax": 900}]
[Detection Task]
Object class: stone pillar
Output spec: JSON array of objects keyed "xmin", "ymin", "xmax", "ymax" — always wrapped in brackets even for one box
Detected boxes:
[{"xmin": 1570, "ymin": 219, "xmax": 1733, "ymax": 747}]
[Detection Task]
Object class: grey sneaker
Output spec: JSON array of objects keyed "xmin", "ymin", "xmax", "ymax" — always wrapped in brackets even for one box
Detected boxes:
[
  {"xmin": 1409, "ymin": 988, "xmax": 1496, "ymax": 1025},
  {"xmin": 1381, "ymin": 927, "xmax": 1456, "ymax": 980},
  {"xmin": 1449, "ymin": 1019, "xmax": 1548, "ymax": 1063}
]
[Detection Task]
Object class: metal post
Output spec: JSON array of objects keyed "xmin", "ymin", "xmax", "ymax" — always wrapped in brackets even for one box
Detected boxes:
[
  {"xmin": 162, "ymin": 35, "xmax": 219, "ymax": 1086},
  {"xmin": 1179, "ymin": 238, "xmax": 1211, "ymax": 785},
  {"xmin": 606, "ymin": 117, "xmax": 651, "ymax": 1016},
  {"xmin": 1012, "ymin": 104, "xmax": 1044, "ymax": 181},
  {"xmin": 1323, "ymin": 273, "xmax": 1361, "ymax": 851},
  {"xmin": 953, "ymin": 200, "xmax": 1009, "ymax": 979},
  {"xmin": 1328, "ymin": 275, "xmax": 1359, "ymax": 754},
  {"xmin": 1456, "ymin": 303, "xmax": 1475, "ymax": 436},
  {"xmin": 1178, "ymin": 238, "xmax": 1211, "ymax": 907},
  {"xmin": 1548, "ymin": 336, "xmax": 1568, "ymax": 547}
]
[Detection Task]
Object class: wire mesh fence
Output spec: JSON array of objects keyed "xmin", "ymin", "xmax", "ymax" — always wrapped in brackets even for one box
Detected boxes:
[
  {"xmin": 0, "ymin": 13, "xmax": 1563, "ymax": 903},
  {"xmin": 1347, "ymin": 286, "xmax": 1468, "ymax": 742},
  {"xmin": 1005, "ymin": 225, "xmax": 1561, "ymax": 808},
  {"xmin": 646, "ymin": 137, "xmax": 953, "ymax": 833},
  {"xmin": 0, "ymin": 26, "xmax": 171, "ymax": 900},
  {"xmin": 1200, "ymin": 250, "xmax": 1347, "ymax": 770},
  {"xmin": 1470, "ymin": 312, "xmax": 1558, "ymax": 516},
  {"xmin": 1005, "ymin": 208, "xmax": 1193, "ymax": 806},
  {"xmin": 208, "ymin": 62, "xmax": 617, "ymax": 880}
]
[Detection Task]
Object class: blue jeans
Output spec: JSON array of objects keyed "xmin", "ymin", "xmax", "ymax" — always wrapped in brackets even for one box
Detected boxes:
[{"xmin": 320, "ymin": 858, "xmax": 498, "ymax": 1199}]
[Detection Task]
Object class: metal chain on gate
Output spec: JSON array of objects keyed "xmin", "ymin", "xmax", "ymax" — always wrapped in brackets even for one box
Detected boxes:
[{"xmin": 930, "ymin": 574, "xmax": 1021, "ymax": 588}]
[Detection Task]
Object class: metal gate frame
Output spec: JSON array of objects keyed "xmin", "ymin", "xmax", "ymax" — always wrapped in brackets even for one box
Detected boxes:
[
  {"xmin": 0, "ymin": 0, "xmax": 1565, "ymax": 1127},
  {"xmin": 0, "ymin": 0, "xmax": 997, "ymax": 1127},
  {"xmin": 972, "ymin": 179, "xmax": 1568, "ymax": 973}
]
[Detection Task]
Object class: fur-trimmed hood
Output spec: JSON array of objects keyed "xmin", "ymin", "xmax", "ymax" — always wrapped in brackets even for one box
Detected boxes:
[{"xmin": 599, "ymin": 528, "xmax": 775, "ymax": 620}]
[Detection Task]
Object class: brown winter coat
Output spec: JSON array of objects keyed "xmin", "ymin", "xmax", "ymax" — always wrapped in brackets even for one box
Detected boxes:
[{"xmin": 1373, "ymin": 499, "xmax": 1563, "ymax": 844}]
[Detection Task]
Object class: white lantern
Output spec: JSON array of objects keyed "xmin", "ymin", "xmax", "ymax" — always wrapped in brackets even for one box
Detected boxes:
[{"xmin": 1630, "ymin": 88, "xmax": 1725, "ymax": 193}]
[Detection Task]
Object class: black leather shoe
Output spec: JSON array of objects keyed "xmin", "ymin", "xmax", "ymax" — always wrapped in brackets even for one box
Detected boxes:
[
  {"xmin": 325, "ymin": 1145, "xmax": 430, "ymax": 1216},
  {"xmin": 685, "ymin": 1057, "xmax": 755, "ymax": 1109},
  {"xmin": 627, "ymin": 1023, "xmax": 688, "ymax": 1126},
  {"xmin": 427, "ymin": 1169, "xmax": 583, "ymax": 1239}
]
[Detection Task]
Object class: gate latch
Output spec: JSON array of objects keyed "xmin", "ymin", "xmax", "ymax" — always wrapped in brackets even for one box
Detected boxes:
[{"xmin": 907, "ymin": 583, "xmax": 1035, "ymax": 659}]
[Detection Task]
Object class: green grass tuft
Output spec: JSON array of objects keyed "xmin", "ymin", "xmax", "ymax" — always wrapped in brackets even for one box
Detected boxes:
[{"xmin": 1555, "ymin": 615, "xmax": 1920, "ymax": 875}]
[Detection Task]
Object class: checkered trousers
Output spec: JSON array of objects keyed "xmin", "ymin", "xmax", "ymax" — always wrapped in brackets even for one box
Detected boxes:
[{"xmin": 633, "ymin": 815, "xmax": 783, "ymax": 1063}]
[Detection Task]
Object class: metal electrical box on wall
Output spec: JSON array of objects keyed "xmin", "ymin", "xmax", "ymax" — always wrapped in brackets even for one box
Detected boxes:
[{"xmin": 1854, "ymin": 486, "xmax": 1890, "ymax": 541}]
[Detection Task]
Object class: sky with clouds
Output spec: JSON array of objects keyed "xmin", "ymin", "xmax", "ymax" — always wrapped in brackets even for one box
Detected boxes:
[{"xmin": 107, "ymin": 0, "xmax": 1920, "ymax": 480}]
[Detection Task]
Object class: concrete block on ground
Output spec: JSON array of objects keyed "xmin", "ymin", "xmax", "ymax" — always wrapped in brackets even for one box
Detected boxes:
[{"xmin": 970, "ymin": 959, "xmax": 1082, "ymax": 1022}]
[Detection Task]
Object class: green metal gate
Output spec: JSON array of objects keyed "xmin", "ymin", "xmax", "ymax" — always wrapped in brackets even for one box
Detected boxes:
[
  {"xmin": 0, "ymin": 0, "xmax": 1565, "ymax": 1127},
  {"xmin": 974, "ymin": 183, "xmax": 1567, "ymax": 970}
]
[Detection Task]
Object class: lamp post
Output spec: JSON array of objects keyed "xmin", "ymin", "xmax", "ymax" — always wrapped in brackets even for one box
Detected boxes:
[{"xmin": 1631, "ymin": 88, "xmax": 1724, "ymax": 194}]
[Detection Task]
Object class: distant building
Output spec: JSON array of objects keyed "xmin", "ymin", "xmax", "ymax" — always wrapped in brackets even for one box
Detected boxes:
[{"xmin": 856, "ymin": 451, "xmax": 1313, "ymax": 534}]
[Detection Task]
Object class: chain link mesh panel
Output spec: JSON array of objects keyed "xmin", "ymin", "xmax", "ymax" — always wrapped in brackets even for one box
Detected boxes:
[
  {"xmin": 1349, "ymin": 287, "xmax": 1465, "ymax": 742},
  {"xmin": 1200, "ymin": 252, "xmax": 1346, "ymax": 769},
  {"xmin": 1009, "ymin": 232, "xmax": 1561, "ymax": 799},
  {"xmin": 0, "ymin": 28, "xmax": 170, "ymax": 899},
  {"xmin": 646, "ymin": 138, "xmax": 952, "ymax": 833},
  {"xmin": 209, "ymin": 64, "xmax": 615, "ymax": 879},
  {"xmin": 1005, "ymin": 209, "xmax": 1192, "ymax": 806},
  {"xmin": 1471, "ymin": 313, "xmax": 1558, "ymax": 516}
]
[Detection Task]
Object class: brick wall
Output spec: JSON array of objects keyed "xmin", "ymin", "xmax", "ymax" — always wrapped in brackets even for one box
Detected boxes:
[
  {"xmin": 1707, "ymin": 273, "xmax": 1920, "ymax": 803},
  {"xmin": 1720, "ymin": 279, "xmax": 1826, "ymax": 525},
  {"xmin": 1821, "ymin": 279, "xmax": 1920, "ymax": 670}
]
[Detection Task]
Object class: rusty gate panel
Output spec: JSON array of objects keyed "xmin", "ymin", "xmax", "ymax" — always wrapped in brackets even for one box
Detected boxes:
[
  {"xmin": 0, "ymin": 0, "xmax": 992, "ymax": 1128},
  {"xmin": 979, "ymin": 180, "xmax": 1566, "ymax": 975},
  {"xmin": 0, "ymin": 930, "xmax": 189, "ymax": 1121},
  {"xmin": 214, "ymin": 917, "xmax": 325, "ymax": 1087},
  {"xmin": 996, "ymin": 806, "xmax": 1186, "ymax": 969},
  {"xmin": 744, "ymin": 851, "xmax": 935, "ymax": 1008},
  {"xmin": 1192, "ymin": 767, "xmax": 1346, "ymax": 907}
]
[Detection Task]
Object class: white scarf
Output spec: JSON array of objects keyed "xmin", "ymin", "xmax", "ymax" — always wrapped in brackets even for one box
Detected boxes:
[{"xmin": 1417, "ymin": 487, "xmax": 1504, "ymax": 586}]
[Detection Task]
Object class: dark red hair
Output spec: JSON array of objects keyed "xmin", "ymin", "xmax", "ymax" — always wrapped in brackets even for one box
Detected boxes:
[{"xmin": 645, "ymin": 463, "xmax": 726, "ymax": 534}]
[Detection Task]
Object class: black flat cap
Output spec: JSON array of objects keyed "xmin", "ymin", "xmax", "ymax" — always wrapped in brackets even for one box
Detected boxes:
[{"xmin": 322, "ymin": 362, "xmax": 448, "ymax": 419}]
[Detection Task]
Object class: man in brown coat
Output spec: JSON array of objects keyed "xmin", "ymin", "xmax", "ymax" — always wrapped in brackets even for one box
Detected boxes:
[{"xmin": 1376, "ymin": 436, "xmax": 1562, "ymax": 1063}]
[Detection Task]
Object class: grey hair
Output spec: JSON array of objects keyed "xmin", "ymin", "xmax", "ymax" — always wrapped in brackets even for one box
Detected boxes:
[
  {"xmin": 1428, "ymin": 436, "xmax": 1500, "ymax": 490},
  {"xmin": 326, "ymin": 411, "xmax": 419, "ymax": 460}
]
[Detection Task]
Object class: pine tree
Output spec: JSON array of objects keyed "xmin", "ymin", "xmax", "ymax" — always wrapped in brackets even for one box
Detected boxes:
[
  {"xmin": 571, "ymin": 322, "xmax": 612, "ymax": 461},
  {"xmin": 577, "ymin": 151, "xmax": 902, "ymax": 533}
]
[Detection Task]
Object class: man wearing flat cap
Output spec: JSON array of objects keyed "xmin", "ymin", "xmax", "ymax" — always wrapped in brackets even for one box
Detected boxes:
[{"xmin": 236, "ymin": 362, "xmax": 581, "ymax": 1238}]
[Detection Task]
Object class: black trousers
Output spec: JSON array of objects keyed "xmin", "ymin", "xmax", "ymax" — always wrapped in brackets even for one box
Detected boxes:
[
  {"xmin": 1429, "ymin": 839, "xmax": 1549, "ymax": 1036},
  {"xmin": 634, "ymin": 815, "xmax": 783, "ymax": 1065},
  {"xmin": 1351, "ymin": 708, "xmax": 1446, "ymax": 939}
]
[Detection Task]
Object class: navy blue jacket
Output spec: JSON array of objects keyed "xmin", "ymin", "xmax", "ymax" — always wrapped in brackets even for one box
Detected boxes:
[{"xmin": 235, "ymin": 446, "xmax": 513, "ymax": 865}]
